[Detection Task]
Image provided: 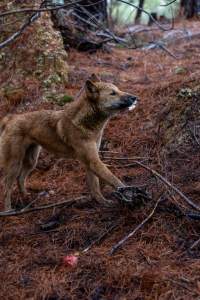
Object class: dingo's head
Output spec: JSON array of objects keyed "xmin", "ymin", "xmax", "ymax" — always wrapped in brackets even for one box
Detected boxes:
[{"xmin": 85, "ymin": 74, "xmax": 138, "ymax": 116}]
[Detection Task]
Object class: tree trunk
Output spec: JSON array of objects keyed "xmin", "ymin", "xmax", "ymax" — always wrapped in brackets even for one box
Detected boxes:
[
  {"xmin": 181, "ymin": 0, "xmax": 200, "ymax": 18},
  {"xmin": 135, "ymin": 0, "xmax": 145, "ymax": 23},
  {"xmin": 0, "ymin": 0, "xmax": 68, "ymax": 111},
  {"xmin": 51, "ymin": 0, "xmax": 109, "ymax": 51}
]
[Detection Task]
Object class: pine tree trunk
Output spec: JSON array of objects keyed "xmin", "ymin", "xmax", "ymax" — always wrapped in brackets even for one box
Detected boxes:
[
  {"xmin": 135, "ymin": 0, "xmax": 145, "ymax": 23},
  {"xmin": 0, "ymin": 0, "xmax": 68, "ymax": 111},
  {"xmin": 181, "ymin": 0, "xmax": 200, "ymax": 18},
  {"xmin": 51, "ymin": 0, "xmax": 108, "ymax": 51}
]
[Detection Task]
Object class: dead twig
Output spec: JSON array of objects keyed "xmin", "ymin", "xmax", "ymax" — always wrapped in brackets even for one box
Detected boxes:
[
  {"xmin": 0, "ymin": 0, "xmax": 102, "ymax": 49},
  {"xmin": 0, "ymin": 10, "xmax": 40, "ymax": 49},
  {"xmin": 134, "ymin": 161, "xmax": 200, "ymax": 212},
  {"xmin": 0, "ymin": 0, "xmax": 48, "ymax": 49},
  {"xmin": 155, "ymin": 42, "xmax": 178, "ymax": 59},
  {"xmin": 0, "ymin": 1, "xmax": 84, "ymax": 18},
  {"xmin": 82, "ymin": 222, "xmax": 119, "ymax": 253},
  {"xmin": 100, "ymin": 151, "xmax": 121, "ymax": 154},
  {"xmin": 190, "ymin": 237, "xmax": 200, "ymax": 250},
  {"xmin": 0, "ymin": 196, "xmax": 86, "ymax": 217},
  {"xmin": 188, "ymin": 124, "xmax": 200, "ymax": 147},
  {"xmin": 144, "ymin": 41, "xmax": 178, "ymax": 59},
  {"xmin": 103, "ymin": 156, "xmax": 149, "ymax": 160},
  {"xmin": 20, "ymin": 191, "xmax": 47, "ymax": 211},
  {"xmin": 168, "ymin": 278, "xmax": 200, "ymax": 297},
  {"xmin": 160, "ymin": 0, "xmax": 178, "ymax": 7},
  {"xmin": 110, "ymin": 196, "xmax": 163, "ymax": 255},
  {"xmin": 158, "ymin": 43, "xmax": 178, "ymax": 59}
]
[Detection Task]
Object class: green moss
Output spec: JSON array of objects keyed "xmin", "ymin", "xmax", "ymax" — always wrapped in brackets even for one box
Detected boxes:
[
  {"xmin": 45, "ymin": 93, "xmax": 74, "ymax": 106},
  {"xmin": 174, "ymin": 66, "xmax": 188, "ymax": 75},
  {"xmin": 58, "ymin": 94, "xmax": 74, "ymax": 106}
]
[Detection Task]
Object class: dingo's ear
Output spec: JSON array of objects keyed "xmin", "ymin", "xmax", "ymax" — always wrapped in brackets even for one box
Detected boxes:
[
  {"xmin": 85, "ymin": 80, "xmax": 99, "ymax": 99},
  {"xmin": 89, "ymin": 73, "xmax": 100, "ymax": 83}
]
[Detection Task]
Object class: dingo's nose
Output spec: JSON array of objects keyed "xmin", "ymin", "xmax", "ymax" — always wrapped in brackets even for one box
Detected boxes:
[
  {"xmin": 123, "ymin": 95, "xmax": 138, "ymax": 106},
  {"xmin": 129, "ymin": 95, "xmax": 138, "ymax": 103},
  {"xmin": 127, "ymin": 95, "xmax": 138, "ymax": 104},
  {"xmin": 126, "ymin": 95, "xmax": 139, "ymax": 111}
]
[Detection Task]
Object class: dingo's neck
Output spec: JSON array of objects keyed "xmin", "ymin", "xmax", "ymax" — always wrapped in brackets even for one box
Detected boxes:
[{"xmin": 65, "ymin": 94, "xmax": 109, "ymax": 134}]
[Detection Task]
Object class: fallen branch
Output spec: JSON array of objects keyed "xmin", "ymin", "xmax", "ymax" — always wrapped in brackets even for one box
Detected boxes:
[
  {"xmin": 109, "ymin": 157, "xmax": 200, "ymax": 212},
  {"xmin": 82, "ymin": 222, "xmax": 119, "ymax": 253},
  {"xmin": 146, "ymin": 42, "xmax": 178, "ymax": 59},
  {"xmin": 20, "ymin": 191, "xmax": 47, "ymax": 211},
  {"xmin": 134, "ymin": 161, "xmax": 200, "ymax": 212},
  {"xmin": 110, "ymin": 196, "xmax": 163, "ymax": 255},
  {"xmin": 103, "ymin": 156, "xmax": 149, "ymax": 160},
  {"xmin": 158, "ymin": 43, "xmax": 178, "ymax": 59},
  {"xmin": 0, "ymin": 196, "xmax": 86, "ymax": 217},
  {"xmin": 100, "ymin": 151, "xmax": 121, "ymax": 154},
  {"xmin": 0, "ymin": 0, "xmax": 102, "ymax": 50},
  {"xmin": 0, "ymin": 0, "xmax": 49, "ymax": 49},
  {"xmin": 0, "ymin": 10, "xmax": 40, "ymax": 49},
  {"xmin": 0, "ymin": 1, "xmax": 84, "ymax": 18}
]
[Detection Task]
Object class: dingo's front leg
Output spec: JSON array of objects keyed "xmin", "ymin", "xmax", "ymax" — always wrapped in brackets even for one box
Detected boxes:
[
  {"xmin": 79, "ymin": 142, "xmax": 125, "ymax": 189},
  {"xmin": 86, "ymin": 170, "xmax": 106, "ymax": 202}
]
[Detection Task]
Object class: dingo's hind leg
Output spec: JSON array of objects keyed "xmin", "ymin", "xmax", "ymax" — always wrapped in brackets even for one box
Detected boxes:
[
  {"xmin": 4, "ymin": 146, "xmax": 25, "ymax": 211},
  {"xmin": 17, "ymin": 144, "xmax": 41, "ymax": 195}
]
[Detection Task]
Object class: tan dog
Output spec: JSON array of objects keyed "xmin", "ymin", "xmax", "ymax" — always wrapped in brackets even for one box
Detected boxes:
[{"xmin": 0, "ymin": 74, "xmax": 138, "ymax": 211}]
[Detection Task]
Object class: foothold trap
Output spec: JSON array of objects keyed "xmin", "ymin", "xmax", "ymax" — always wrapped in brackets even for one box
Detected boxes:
[{"xmin": 112, "ymin": 186, "xmax": 152, "ymax": 209}]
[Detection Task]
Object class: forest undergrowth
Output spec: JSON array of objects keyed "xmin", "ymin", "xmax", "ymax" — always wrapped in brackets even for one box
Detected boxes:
[{"xmin": 1, "ymin": 20, "xmax": 200, "ymax": 299}]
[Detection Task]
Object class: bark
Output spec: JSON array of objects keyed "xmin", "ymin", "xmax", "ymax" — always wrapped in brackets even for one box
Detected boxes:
[
  {"xmin": 181, "ymin": 0, "xmax": 200, "ymax": 18},
  {"xmin": 51, "ymin": 1, "xmax": 108, "ymax": 51},
  {"xmin": 135, "ymin": 0, "xmax": 145, "ymax": 23},
  {"xmin": 0, "ymin": 0, "xmax": 68, "ymax": 110}
]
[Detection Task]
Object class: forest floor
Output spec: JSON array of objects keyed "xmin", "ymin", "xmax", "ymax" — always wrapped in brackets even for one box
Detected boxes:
[{"xmin": 1, "ymin": 20, "xmax": 200, "ymax": 299}]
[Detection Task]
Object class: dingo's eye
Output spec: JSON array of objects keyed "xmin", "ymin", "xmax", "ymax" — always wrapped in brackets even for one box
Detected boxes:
[{"xmin": 110, "ymin": 91, "xmax": 117, "ymax": 96}]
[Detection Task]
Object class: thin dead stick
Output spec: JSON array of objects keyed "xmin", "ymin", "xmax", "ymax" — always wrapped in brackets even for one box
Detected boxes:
[
  {"xmin": 145, "ymin": 41, "xmax": 178, "ymax": 59},
  {"xmin": 168, "ymin": 279, "xmax": 200, "ymax": 296},
  {"xmin": 100, "ymin": 151, "xmax": 121, "ymax": 154},
  {"xmin": 110, "ymin": 197, "xmax": 162, "ymax": 255},
  {"xmin": 157, "ymin": 43, "xmax": 178, "ymax": 59},
  {"xmin": 160, "ymin": 0, "xmax": 177, "ymax": 6},
  {"xmin": 20, "ymin": 192, "xmax": 46, "ymax": 211},
  {"xmin": 190, "ymin": 237, "xmax": 200, "ymax": 250},
  {"xmin": 0, "ymin": 10, "xmax": 40, "ymax": 49},
  {"xmin": 103, "ymin": 156, "xmax": 149, "ymax": 160},
  {"xmin": 0, "ymin": 1, "xmax": 84, "ymax": 18},
  {"xmin": 0, "ymin": 196, "xmax": 86, "ymax": 217},
  {"xmin": 109, "ymin": 158, "xmax": 200, "ymax": 212},
  {"xmin": 82, "ymin": 222, "xmax": 119, "ymax": 253}
]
